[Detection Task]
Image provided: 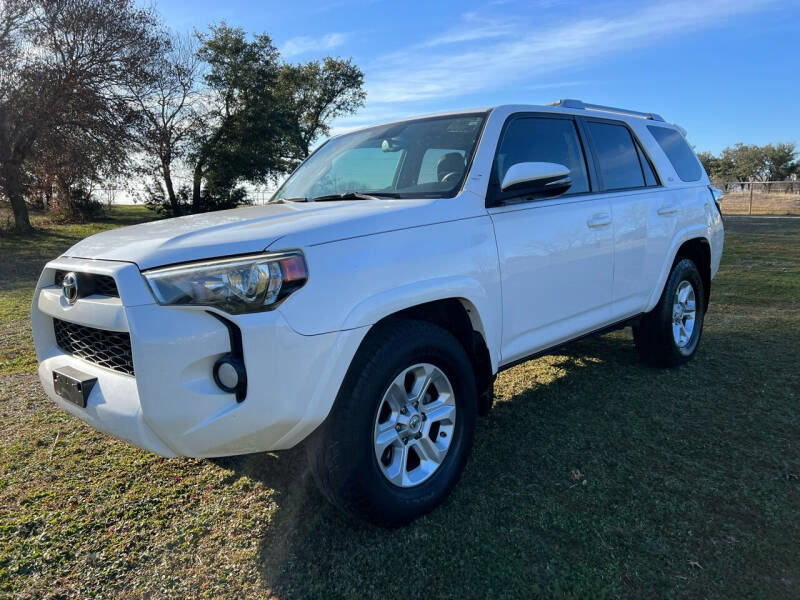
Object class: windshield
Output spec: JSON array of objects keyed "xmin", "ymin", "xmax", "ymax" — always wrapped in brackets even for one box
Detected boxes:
[{"xmin": 274, "ymin": 112, "xmax": 487, "ymax": 201}]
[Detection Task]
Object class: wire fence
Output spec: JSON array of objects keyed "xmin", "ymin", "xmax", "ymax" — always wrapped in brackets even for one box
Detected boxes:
[{"xmin": 714, "ymin": 180, "xmax": 800, "ymax": 216}]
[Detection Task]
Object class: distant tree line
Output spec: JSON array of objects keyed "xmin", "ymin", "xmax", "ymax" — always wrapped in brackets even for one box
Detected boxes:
[
  {"xmin": 697, "ymin": 142, "xmax": 798, "ymax": 184},
  {"xmin": 0, "ymin": 0, "xmax": 365, "ymax": 232}
]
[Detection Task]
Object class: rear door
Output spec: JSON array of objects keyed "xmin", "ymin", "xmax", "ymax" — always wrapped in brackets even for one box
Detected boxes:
[
  {"xmin": 487, "ymin": 114, "xmax": 614, "ymax": 365},
  {"xmin": 581, "ymin": 118, "xmax": 665, "ymax": 321}
]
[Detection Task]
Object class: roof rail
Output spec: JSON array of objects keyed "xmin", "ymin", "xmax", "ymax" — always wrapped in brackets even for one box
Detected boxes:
[{"xmin": 549, "ymin": 99, "xmax": 665, "ymax": 122}]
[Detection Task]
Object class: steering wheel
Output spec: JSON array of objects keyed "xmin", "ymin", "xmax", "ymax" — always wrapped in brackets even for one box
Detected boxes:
[{"xmin": 440, "ymin": 171, "xmax": 460, "ymax": 184}]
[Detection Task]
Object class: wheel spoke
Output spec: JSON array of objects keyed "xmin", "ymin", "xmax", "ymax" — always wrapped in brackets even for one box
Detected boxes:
[
  {"xmin": 383, "ymin": 380, "xmax": 407, "ymax": 413},
  {"xmin": 673, "ymin": 323, "xmax": 683, "ymax": 345},
  {"xmin": 414, "ymin": 364, "xmax": 440, "ymax": 404},
  {"xmin": 424, "ymin": 402, "xmax": 455, "ymax": 425},
  {"xmin": 413, "ymin": 436, "xmax": 445, "ymax": 465},
  {"xmin": 374, "ymin": 425, "xmax": 400, "ymax": 455},
  {"xmin": 384, "ymin": 444, "xmax": 409, "ymax": 486},
  {"xmin": 678, "ymin": 282, "xmax": 691, "ymax": 303}
]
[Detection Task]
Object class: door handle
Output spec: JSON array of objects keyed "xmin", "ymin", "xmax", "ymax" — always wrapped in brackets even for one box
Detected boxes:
[
  {"xmin": 587, "ymin": 213, "xmax": 612, "ymax": 228},
  {"xmin": 657, "ymin": 204, "xmax": 678, "ymax": 215}
]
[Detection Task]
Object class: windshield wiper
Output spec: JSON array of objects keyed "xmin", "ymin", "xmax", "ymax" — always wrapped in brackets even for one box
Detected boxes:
[{"xmin": 311, "ymin": 191, "xmax": 402, "ymax": 202}]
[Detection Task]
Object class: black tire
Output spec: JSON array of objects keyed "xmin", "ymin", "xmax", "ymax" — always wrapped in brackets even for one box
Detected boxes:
[
  {"xmin": 306, "ymin": 318, "xmax": 477, "ymax": 527},
  {"xmin": 633, "ymin": 258, "xmax": 706, "ymax": 367}
]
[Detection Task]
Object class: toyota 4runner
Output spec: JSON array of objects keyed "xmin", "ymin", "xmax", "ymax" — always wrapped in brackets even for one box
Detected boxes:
[{"xmin": 32, "ymin": 100, "xmax": 724, "ymax": 525}]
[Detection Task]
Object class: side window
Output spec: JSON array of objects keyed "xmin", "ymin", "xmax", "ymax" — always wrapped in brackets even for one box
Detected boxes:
[
  {"xmin": 586, "ymin": 122, "xmax": 645, "ymax": 190},
  {"xmin": 636, "ymin": 144, "xmax": 659, "ymax": 186},
  {"xmin": 417, "ymin": 149, "xmax": 466, "ymax": 185},
  {"xmin": 493, "ymin": 117, "xmax": 590, "ymax": 197},
  {"xmin": 647, "ymin": 125, "xmax": 702, "ymax": 182}
]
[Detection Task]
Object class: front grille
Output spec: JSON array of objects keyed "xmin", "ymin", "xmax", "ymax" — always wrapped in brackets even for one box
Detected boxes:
[
  {"xmin": 53, "ymin": 319, "xmax": 135, "ymax": 375},
  {"xmin": 54, "ymin": 270, "xmax": 119, "ymax": 298}
]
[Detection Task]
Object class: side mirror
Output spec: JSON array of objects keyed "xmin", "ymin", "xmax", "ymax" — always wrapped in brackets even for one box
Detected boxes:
[{"xmin": 500, "ymin": 162, "xmax": 572, "ymax": 199}]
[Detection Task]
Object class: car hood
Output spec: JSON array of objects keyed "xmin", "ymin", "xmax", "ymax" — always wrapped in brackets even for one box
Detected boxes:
[{"xmin": 63, "ymin": 199, "xmax": 437, "ymax": 269}]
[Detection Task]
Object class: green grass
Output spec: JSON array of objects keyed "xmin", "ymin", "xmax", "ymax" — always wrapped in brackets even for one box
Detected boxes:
[{"xmin": 1, "ymin": 214, "xmax": 799, "ymax": 599}]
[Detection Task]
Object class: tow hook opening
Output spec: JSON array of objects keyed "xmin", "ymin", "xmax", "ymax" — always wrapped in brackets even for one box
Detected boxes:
[{"xmin": 213, "ymin": 354, "xmax": 247, "ymax": 400}]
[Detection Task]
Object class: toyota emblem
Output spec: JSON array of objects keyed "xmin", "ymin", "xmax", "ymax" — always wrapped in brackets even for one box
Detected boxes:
[{"xmin": 62, "ymin": 272, "xmax": 79, "ymax": 304}]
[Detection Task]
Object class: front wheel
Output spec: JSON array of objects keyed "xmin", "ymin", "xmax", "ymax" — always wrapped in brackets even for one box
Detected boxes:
[
  {"xmin": 306, "ymin": 318, "xmax": 477, "ymax": 527},
  {"xmin": 633, "ymin": 258, "xmax": 706, "ymax": 367}
]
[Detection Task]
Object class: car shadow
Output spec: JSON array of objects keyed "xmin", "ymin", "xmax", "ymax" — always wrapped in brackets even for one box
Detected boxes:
[
  {"xmin": 215, "ymin": 321, "xmax": 800, "ymax": 597},
  {"xmin": 207, "ymin": 331, "xmax": 655, "ymax": 595}
]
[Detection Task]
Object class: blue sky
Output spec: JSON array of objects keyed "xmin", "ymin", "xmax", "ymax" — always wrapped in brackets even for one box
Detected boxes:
[{"xmin": 156, "ymin": 0, "xmax": 799, "ymax": 154}]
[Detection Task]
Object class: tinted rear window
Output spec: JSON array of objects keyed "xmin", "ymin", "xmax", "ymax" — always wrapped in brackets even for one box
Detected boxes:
[
  {"xmin": 586, "ymin": 122, "xmax": 645, "ymax": 190},
  {"xmin": 647, "ymin": 125, "xmax": 702, "ymax": 182}
]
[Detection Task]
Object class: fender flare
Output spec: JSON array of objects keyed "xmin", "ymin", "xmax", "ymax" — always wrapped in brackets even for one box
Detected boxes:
[{"xmin": 341, "ymin": 275, "xmax": 499, "ymax": 371}]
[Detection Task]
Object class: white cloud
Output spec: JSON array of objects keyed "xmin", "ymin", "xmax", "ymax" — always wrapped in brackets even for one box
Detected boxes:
[
  {"xmin": 419, "ymin": 13, "xmax": 517, "ymax": 48},
  {"xmin": 361, "ymin": 0, "xmax": 776, "ymax": 105},
  {"xmin": 281, "ymin": 32, "xmax": 349, "ymax": 58}
]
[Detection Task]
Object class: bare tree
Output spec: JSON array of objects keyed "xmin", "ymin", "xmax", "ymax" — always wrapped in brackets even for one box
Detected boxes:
[
  {"xmin": 0, "ymin": 0, "xmax": 163, "ymax": 231},
  {"xmin": 129, "ymin": 31, "xmax": 204, "ymax": 216},
  {"xmin": 0, "ymin": 0, "xmax": 37, "ymax": 230}
]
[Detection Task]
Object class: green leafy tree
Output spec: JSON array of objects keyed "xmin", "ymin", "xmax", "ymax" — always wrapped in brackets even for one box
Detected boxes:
[
  {"xmin": 700, "ymin": 142, "xmax": 798, "ymax": 184},
  {"xmin": 696, "ymin": 151, "xmax": 720, "ymax": 180},
  {"xmin": 763, "ymin": 142, "xmax": 797, "ymax": 181},
  {"xmin": 190, "ymin": 24, "xmax": 288, "ymax": 210},
  {"xmin": 278, "ymin": 57, "xmax": 366, "ymax": 162},
  {"xmin": 187, "ymin": 24, "xmax": 366, "ymax": 212},
  {"xmin": 719, "ymin": 144, "xmax": 768, "ymax": 182}
]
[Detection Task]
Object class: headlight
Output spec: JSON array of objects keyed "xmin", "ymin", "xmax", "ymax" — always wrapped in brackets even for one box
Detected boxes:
[{"xmin": 143, "ymin": 251, "xmax": 308, "ymax": 314}]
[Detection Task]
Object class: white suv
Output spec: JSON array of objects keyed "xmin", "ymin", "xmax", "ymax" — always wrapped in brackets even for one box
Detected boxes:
[{"xmin": 32, "ymin": 100, "xmax": 724, "ymax": 525}]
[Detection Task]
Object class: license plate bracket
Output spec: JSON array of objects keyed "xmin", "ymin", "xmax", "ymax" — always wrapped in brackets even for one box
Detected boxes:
[{"xmin": 53, "ymin": 366, "xmax": 97, "ymax": 408}]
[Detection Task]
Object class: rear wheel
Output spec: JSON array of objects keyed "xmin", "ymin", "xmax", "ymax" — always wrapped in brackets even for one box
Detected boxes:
[
  {"xmin": 306, "ymin": 318, "xmax": 477, "ymax": 527},
  {"xmin": 633, "ymin": 258, "xmax": 705, "ymax": 367}
]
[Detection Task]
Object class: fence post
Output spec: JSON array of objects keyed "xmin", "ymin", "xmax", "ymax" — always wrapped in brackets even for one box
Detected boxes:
[{"xmin": 749, "ymin": 183, "xmax": 753, "ymax": 215}]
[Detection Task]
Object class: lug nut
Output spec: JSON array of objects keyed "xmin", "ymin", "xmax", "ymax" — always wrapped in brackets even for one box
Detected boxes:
[
  {"xmin": 402, "ymin": 437, "xmax": 409, "ymax": 444},
  {"xmin": 400, "ymin": 407, "xmax": 408, "ymax": 415},
  {"xmin": 415, "ymin": 432, "xmax": 422, "ymax": 439},
  {"xmin": 395, "ymin": 424, "xmax": 402, "ymax": 431},
  {"xmin": 421, "ymin": 413, "xmax": 427, "ymax": 421}
]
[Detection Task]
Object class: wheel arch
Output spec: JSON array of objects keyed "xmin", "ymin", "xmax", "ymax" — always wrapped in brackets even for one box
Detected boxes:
[
  {"xmin": 646, "ymin": 227, "xmax": 712, "ymax": 312},
  {"xmin": 374, "ymin": 298, "xmax": 495, "ymax": 415},
  {"xmin": 674, "ymin": 237, "xmax": 712, "ymax": 310}
]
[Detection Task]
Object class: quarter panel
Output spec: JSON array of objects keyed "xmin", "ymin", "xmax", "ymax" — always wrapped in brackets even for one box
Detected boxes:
[{"xmin": 645, "ymin": 222, "xmax": 711, "ymax": 312}]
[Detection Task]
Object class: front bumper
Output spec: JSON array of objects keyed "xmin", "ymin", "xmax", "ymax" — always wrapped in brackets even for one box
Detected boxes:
[{"xmin": 32, "ymin": 257, "xmax": 367, "ymax": 457}]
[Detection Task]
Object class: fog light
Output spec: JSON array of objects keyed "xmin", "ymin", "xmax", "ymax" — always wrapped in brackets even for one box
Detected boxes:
[{"xmin": 213, "ymin": 354, "xmax": 247, "ymax": 399}]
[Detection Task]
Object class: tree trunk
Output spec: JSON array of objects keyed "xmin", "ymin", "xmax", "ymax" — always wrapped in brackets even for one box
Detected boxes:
[
  {"xmin": 161, "ymin": 160, "xmax": 181, "ymax": 216},
  {"xmin": 1, "ymin": 161, "xmax": 32, "ymax": 232},
  {"xmin": 55, "ymin": 177, "xmax": 72, "ymax": 219},
  {"xmin": 192, "ymin": 161, "xmax": 203, "ymax": 211}
]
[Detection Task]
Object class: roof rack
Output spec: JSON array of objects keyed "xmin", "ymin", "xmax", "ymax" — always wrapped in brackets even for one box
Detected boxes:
[{"xmin": 549, "ymin": 99, "xmax": 665, "ymax": 122}]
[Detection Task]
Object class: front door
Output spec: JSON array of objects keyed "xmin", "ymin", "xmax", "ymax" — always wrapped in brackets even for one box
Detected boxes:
[{"xmin": 487, "ymin": 114, "xmax": 615, "ymax": 365}]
